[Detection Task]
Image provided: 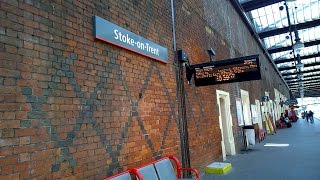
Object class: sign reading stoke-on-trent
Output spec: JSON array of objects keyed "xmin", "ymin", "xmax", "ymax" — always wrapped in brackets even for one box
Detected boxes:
[
  {"xmin": 190, "ymin": 55, "xmax": 261, "ymax": 86},
  {"xmin": 93, "ymin": 16, "xmax": 168, "ymax": 63}
]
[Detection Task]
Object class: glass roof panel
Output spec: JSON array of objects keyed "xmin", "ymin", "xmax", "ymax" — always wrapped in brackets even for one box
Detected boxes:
[
  {"xmin": 277, "ymin": 57, "xmax": 320, "ymax": 68},
  {"xmin": 281, "ymin": 69, "xmax": 296, "ymax": 74},
  {"xmin": 303, "ymin": 66, "xmax": 319, "ymax": 71},
  {"xmin": 273, "ymin": 50, "xmax": 293, "ymax": 60},
  {"xmin": 263, "ymin": 34, "xmax": 292, "ymax": 49},
  {"xmin": 304, "ymin": 72, "xmax": 320, "ymax": 77},
  {"xmin": 243, "ymin": 0, "xmax": 320, "ymax": 94},
  {"xmin": 246, "ymin": 1, "xmax": 320, "ymax": 60},
  {"xmin": 264, "ymin": 26, "xmax": 320, "ymax": 51},
  {"xmin": 250, "ymin": 2, "xmax": 289, "ymax": 32},
  {"xmin": 284, "ymin": 75, "xmax": 296, "ymax": 79}
]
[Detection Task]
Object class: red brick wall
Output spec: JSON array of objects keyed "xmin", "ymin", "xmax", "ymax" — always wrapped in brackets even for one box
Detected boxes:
[
  {"xmin": 0, "ymin": 0, "xmax": 180, "ymax": 179},
  {"xmin": 174, "ymin": 0, "xmax": 290, "ymax": 171},
  {"xmin": 0, "ymin": 0, "xmax": 290, "ymax": 179}
]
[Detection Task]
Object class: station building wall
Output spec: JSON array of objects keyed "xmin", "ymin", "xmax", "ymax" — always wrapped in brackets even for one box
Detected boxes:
[
  {"xmin": 174, "ymin": 0, "xmax": 290, "ymax": 171},
  {"xmin": 0, "ymin": 0, "xmax": 290, "ymax": 179}
]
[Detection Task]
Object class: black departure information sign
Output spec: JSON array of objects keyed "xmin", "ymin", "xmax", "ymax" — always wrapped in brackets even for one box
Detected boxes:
[{"xmin": 187, "ymin": 55, "xmax": 261, "ymax": 87}]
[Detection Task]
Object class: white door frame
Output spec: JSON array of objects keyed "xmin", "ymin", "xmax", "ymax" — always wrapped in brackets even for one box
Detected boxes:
[
  {"xmin": 240, "ymin": 89, "xmax": 252, "ymax": 125},
  {"xmin": 216, "ymin": 90, "xmax": 236, "ymax": 161},
  {"xmin": 255, "ymin": 99, "xmax": 263, "ymax": 129}
]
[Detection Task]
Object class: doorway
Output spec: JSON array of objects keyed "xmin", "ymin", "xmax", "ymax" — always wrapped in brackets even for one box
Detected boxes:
[
  {"xmin": 216, "ymin": 90, "xmax": 236, "ymax": 161},
  {"xmin": 255, "ymin": 99, "xmax": 263, "ymax": 130},
  {"xmin": 240, "ymin": 89, "xmax": 252, "ymax": 125}
]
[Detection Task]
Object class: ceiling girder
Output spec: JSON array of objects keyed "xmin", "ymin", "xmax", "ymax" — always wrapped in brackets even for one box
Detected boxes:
[
  {"xmin": 284, "ymin": 73, "xmax": 320, "ymax": 80},
  {"xmin": 241, "ymin": 0, "xmax": 283, "ymax": 12},
  {"xmin": 292, "ymin": 93, "xmax": 320, "ymax": 97},
  {"xmin": 275, "ymin": 52, "xmax": 320, "ymax": 64},
  {"xmin": 289, "ymin": 82, "xmax": 320, "ymax": 87},
  {"xmin": 282, "ymin": 68, "xmax": 320, "ymax": 76},
  {"xmin": 289, "ymin": 84, "xmax": 320, "ymax": 88},
  {"xmin": 288, "ymin": 81, "xmax": 320, "ymax": 86},
  {"xmin": 294, "ymin": 93, "xmax": 320, "ymax": 98},
  {"xmin": 300, "ymin": 91, "xmax": 320, "ymax": 94},
  {"xmin": 268, "ymin": 40, "xmax": 320, "ymax": 54},
  {"xmin": 304, "ymin": 94, "xmax": 320, "ymax": 97},
  {"xmin": 287, "ymin": 76, "xmax": 320, "ymax": 82},
  {"xmin": 258, "ymin": 19, "xmax": 320, "ymax": 38},
  {"xmin": 279, "ymin": 60, "xmax": 320, "ymax": 71},
  {"xmin": 292, "ymin": 89, "xmax": 320, "ymax": 94},
  {"xmin": 291, "ymin": 85, "xmax": 320, "ymax": 89}
]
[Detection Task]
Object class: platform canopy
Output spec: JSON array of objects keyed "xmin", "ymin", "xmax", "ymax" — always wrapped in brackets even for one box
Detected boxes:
[{"xmin": 238, "ymin": 0, "xmax": 320, "ymax": 98}]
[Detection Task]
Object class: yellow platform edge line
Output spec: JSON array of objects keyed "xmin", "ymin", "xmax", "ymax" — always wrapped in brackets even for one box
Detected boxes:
[{"xmin": 205, "ymin": 164, "xmax": 232, "ymax": 174}]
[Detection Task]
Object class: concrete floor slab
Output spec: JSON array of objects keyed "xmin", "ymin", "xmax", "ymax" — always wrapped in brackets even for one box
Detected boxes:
[{"xmin": 202, "ymin": 118, "xmax": 320, "ymax": 180}]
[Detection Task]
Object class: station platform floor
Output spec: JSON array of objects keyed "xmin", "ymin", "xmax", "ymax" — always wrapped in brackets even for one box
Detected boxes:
[{"xmin": 202, "ymin": 117, "xmax": 320, "ymax": 180}]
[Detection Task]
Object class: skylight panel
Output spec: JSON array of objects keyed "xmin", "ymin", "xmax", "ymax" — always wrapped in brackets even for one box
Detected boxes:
[
  {"xmin": 273, "ymin": 50, "xmax": 292, "ymax": 60},
  {"xmin": 302, "ymin": 57, "xmax": 316, "ymax": 64},
  {"xmin": 251, "ymin": 9, "xmax": 259, "ymax": 19},
  {"xmin": 315, "ymin": 26, "xmax": 320, "ymax": 40},
  {"xmin": 311, "ymin": 0, "xmax": 319, "ymax": 19}
]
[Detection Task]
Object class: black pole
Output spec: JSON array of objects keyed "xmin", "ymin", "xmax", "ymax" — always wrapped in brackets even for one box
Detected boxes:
[{"xmin": 170, "ymin": 0, "xmax": 191, "ymax": 178}]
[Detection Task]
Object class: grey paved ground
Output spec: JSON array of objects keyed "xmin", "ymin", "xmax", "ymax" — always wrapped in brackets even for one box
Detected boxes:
[{"xmin": 202, "ymin": 118, "xmax": 320, "ymax": 180}]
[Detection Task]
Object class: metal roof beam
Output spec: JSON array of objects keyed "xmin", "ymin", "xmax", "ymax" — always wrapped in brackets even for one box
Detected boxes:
[
  {"xmin": 288, "ymin": 80, "xmax": 320, "ymax": 88},
  {"xmin": 288, "ymin": 81, "xmax": 320, "ymax": 86},
  {"xmin": 268, "ymin": 40, "xmax": 320, "ymax": 54},
  {"xmin": 296, "ymin": 93, "xmax": 320, "ymax": 98},
  {"xmin": 305, "ymin": 94, "xmax": 320, "ymax": 97},
  {"xmin": 279, "ymin": 61, "xmax": 320, "ymax": 71},
  {"xmin": 291, "ymin": 85, "xmax": 320, "ymax": 89},
  {"xmin": 241, "ymin": 0, "xmax": 283, "ymax": 12},
  {"xmin": 293, "ymin": 93, "xmax": 320, "ymax": 97},
  {"xmin": 258, "ymin": 19, "xmax": 320, "ymax": 38},
  {"xmin": 284, "ymin": 73, "xmax": 320, "ymax": 80},
  {"xmin": 288, "ymin": 81, "xmax": 320, "ymax": 87},
  {"xmin": 287, "ymin": 76, "xmax": 320, "ymax": 82},
  {"xmin": 292, "ymin": 88, "xmax": 320, "ymax": 92},
  {"xmin": 282, "ymin": 68, "xmax": 320, "ymax": 76},
  {"xmin": 275, "ymin": 52, "xmax": 320, "ymax": 64}
]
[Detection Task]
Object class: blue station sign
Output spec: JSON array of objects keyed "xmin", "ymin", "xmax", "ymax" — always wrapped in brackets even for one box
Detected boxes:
[{"xmin": 93, "ymin": 16, "xmax": 168, "ymax": 63}]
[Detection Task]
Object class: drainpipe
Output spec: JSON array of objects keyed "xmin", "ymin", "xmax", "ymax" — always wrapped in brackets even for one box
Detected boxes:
[{"xmin": 170, "ymin": 0, "xmax": 191, "ymax": 178}]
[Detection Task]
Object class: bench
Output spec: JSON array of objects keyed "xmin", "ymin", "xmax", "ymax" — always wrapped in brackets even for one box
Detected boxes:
[
  {"xmin": 104, "ymin": 169, "xmax": 142, "ymax": 180},
  {"xmin": 104, "ymin": 155, "xmax": 200, "ymax": 180}
]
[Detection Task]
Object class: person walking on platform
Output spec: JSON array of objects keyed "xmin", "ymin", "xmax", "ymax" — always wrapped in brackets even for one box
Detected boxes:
[{"xmin": 309, "ymin": 110, "xmax": 314, "ymax": 123}]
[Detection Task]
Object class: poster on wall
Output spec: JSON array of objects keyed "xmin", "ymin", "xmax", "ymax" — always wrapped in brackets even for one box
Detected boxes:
[
  {"xmin": 236, "ymin": 98, "xmax": 244, "ymax": 126},
  {"xmin": 251, "ymin": 104, "xmax": 258, "ymax": 124}
]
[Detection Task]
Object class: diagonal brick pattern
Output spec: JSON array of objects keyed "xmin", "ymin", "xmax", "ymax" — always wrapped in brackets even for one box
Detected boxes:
[
  {"xmin": 0, "ymin": 0, "xmax": 292, "ymax": 179},
  {"xmin": 0, "ymin": 0, "xmax": 179, "ymax": 179}
]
